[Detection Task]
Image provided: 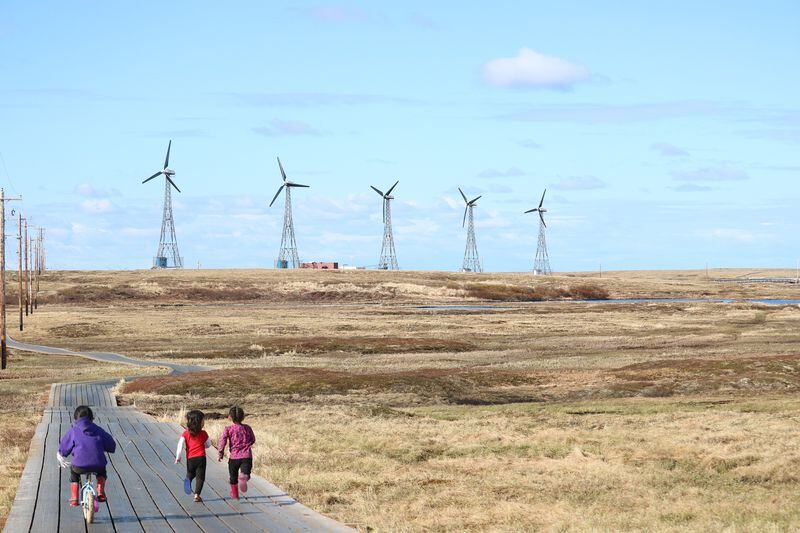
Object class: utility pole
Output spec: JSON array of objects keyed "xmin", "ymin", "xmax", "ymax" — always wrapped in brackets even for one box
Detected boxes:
[
  {"xmin": 27, "ymin": 233, "xmax": 33, "ymax": 316},
  {"xmin": 30, "ymin": 232, "xmax": 37, "ymax": 312},
  {"xmin": 23, "ymin": 220, "xmax": 29, "ymax": 316},
  {"xmin": 1, "ymin": 189, "xmax": 21, "ymax": 370},
  {"xmin": 18, "ymin": 214, "xmax": 24, "ymax": 331},
  {"xmin": 35, "ymin": 229, "xmax": 43, "ymax": 309}
]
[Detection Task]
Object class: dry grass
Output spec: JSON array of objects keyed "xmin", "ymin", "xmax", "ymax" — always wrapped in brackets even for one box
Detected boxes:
[{"xmin": 12, "ymin": 268, "xmax": 800, "ymax": 531}]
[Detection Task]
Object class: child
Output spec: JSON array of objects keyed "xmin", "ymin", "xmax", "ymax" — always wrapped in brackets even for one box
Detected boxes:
[
  {"xmin": 175, "ymin": 409, "xmax": 211, "ymax": 503},
  {"xmin": 57, "ymin": 405, "xmax": 117, "ymax": 506},
  {"xmin": 217, "ymin": 406, "xmax": 256, "ymax": 499}
]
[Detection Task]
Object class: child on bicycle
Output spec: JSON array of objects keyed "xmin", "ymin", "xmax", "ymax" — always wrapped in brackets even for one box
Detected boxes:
[
  {"xmin": 217, "ymin": 406, "xmax": 256, "ymax": 499},
  {"xmin": 57, "ymin": 405, "xmax": 117, "ymax": 506},
  {"xmin": 175, "ymin": 409, "xmax": 211, "ymax": 503}
]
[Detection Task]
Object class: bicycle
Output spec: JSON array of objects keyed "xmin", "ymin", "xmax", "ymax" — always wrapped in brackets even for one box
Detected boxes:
[{"xmin": 57, "ymin": 455, "xmax": 100, "ymax": 523}]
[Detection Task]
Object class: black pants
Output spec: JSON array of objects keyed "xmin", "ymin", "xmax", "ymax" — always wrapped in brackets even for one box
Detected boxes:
[
  {"xmin": 228, "ymin": 457, "xmax": 252, "ymax": 485},
  {"xmin": 70, "ymin": 466, "xmax": 107, "ymax": 483},
  {"xmin": 186, "ymin": 456, "xmax": 206, "ymax": 495}
]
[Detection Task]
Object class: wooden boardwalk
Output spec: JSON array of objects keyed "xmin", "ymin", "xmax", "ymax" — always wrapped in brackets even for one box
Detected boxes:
[{"xmin": 4, "ymin": 381, "xmax": 353, "ymax": 533}]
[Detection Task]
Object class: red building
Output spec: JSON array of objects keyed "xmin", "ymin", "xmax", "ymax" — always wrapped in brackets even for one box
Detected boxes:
[{"xmin": 300, "ymin": 261, "xmax": 339, "ymax": 270}]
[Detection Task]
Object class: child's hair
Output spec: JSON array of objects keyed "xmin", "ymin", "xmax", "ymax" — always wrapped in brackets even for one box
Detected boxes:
[
  {"xmin": 229, "ymin": 406, "xmax": 245, "ymax": 424},
  {"xmin": 74, "ymin": 405, "xmax": 94, "ymax": 421},
  {"xmin": 186, "ymin": 409, "xmax": 205, "ymax": 436}
]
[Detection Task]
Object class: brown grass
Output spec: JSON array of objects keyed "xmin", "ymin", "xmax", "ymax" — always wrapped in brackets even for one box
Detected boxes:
[
  {"xmin": 125, "ymin": 367, "xmax": 542, "ymax": 406},
  {"xmin": 14, "ymin": 268, "xmax": 800, "ymax": 531},
  {"xmin": 452, "ymin": 281, "xmax": 609, "ymax": 301}
]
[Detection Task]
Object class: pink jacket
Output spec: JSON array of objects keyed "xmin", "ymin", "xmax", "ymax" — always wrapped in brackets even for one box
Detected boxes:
[{"xmin": 218, "ymin": 423, "xmax": 256, "ymax": 460}]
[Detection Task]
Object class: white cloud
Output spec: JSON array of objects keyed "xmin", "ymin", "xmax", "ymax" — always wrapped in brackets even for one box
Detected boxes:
[
  {"xmin": 651, "ymin": 142, "xmax": 689, "ymax": 157},
  {"xmin": 81, "ymin": 198, "xmax": 114, "ymax": 213},
  {"xmin": 705, "ymin": 228, "xmax": 757, "ymax": 242},
  {"xmin": 308, "ymin": 5, "xmax": 368, "ymax": 22},
  {"xmin": 672, "ymin": 167, "xmax": 749, "ymax": 181},
  {"xmin": 552, "ymin": 176, "xmax": 607, "ymax": 190},
  {"xmin": 252, "ymin": 120, "xmax": 324, "ymax": 137},
  {"xmin": 517, "ymin": 140, "xmax": 542, "ymax": 149},
  {"xmin": 672, "ymin": 183, "xmax": 713, "ymax": 192},
  {"xmin": 74, "ymin": 183, "xmax": 119, "ymax": 198},
  {"xmin": 477, "ymin": 167, "xmax": 524, "ymax": 179},
  {"xmin": 482, "ymin": 48, "xmax": 590, "ymax": 90}
]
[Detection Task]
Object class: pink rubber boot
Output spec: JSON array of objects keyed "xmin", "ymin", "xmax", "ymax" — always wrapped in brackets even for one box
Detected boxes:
[
  {"xmin": 238, "ymin": 473, "xmax": 250, "ymax": 494},
  {"xmin": 230, "ymin": 483, "xmax": 239, "ymax": 500}
]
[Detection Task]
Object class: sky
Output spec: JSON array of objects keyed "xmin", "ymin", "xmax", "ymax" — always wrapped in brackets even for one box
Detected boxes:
[{"xmin": 0, "ymin": 1, "xmax": 798, "ymax": 271}]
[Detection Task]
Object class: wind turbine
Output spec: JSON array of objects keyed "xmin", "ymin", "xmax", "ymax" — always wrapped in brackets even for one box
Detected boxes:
[
  {"xmin": 525, "ymin": 189, "xmax": 552, "ymax": 275},
  {"xmin": 142, "ymin": 140, "xmax": 183, "ymax": 269},
  {"xmin": 270, "ymin": 157, "xmax": 309, "ymax": 268},
  {"xmin": 371, "ymin": 180, "xmax": 399, "ymax": 270},
  {"xmin": 459, "ymin": 188, "xmax": 482, "ymax": 273}
]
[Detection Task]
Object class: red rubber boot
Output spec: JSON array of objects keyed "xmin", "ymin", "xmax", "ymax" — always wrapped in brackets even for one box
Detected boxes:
[
  {"xmin": 97, "ymin": 477, "xmax": 107, "ymax": 502},
  {"xmin": 69, "ymin": 483, "xmax": 80, "ymax": 506},
  {"xmin": 230, "ymin": 483, "xmax": 239, "ymax": 500}
]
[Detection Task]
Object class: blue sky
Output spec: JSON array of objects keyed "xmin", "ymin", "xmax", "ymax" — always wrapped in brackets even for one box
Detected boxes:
[{"xmin": 1, "ymin": 1, "xmax": 798, "ymax": 271}]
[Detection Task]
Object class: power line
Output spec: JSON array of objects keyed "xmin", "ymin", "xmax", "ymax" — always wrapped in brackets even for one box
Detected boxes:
[{"xmin": 0, "ymin": 152, "xmax": 21, "ymax": 197}]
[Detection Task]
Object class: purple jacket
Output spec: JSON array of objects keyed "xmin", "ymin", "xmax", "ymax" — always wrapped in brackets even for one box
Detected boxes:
[
  {"xmin": 58, "ymin": 417, "xmax": 116, "ymax": 470},
  {"xmin": 218, "ymin": 423, "xmax": 256, "ymax": 460}
]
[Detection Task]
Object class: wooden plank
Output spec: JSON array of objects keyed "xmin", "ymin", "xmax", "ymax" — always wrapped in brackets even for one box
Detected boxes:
[
  {"xmin": 115, "ymin": 429, "xmax": 204, "ymax": 532},
  {"xmin": 127, "ymin": 430, "xmax": 233, "ymax": 533},
  {"xmin": 30, "ymin": 422, "xmax": 62, "ymax": 533},
  {"xmin": 147, "ymin": 424, "xmax": 286, "ymax": 533},
  {"xmin": 3, "ymin": 422, "xmax": 48, "ymax": 533},
  {"xmin": 142, "ymin": 424, "xmax": 265, "ymax": 532},
  {"xmin": 97, "ymin": 385, "xmax": 108, "ymax": 408},
  {"xmin": 65, "ymin": 383, "xmax": 74, "ymax": 408},
  {"xmin": 149, "ymin": 423, "xmax": 299, "ymax": 532},
  {"xmin": 47, "ymin": 384, "xmax": 56, "ymax": 408},
  {"xmin": 58, "ymin": 426, "xmax": 87, "ymax": 533},
  {"xmin": 105, "ymin": 422, "xmax": 171, "ymax": 533},
  {"xmin": 119, "ymin": 420, "xmax": 138, "ymax": 438},
  {"xmin": 99, "ymin": 463, "xmax": 144, "ymax": 533}
]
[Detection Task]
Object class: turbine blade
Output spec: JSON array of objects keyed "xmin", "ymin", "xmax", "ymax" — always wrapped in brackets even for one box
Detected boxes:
[
  {"xmin": 470, "ymin": 195, "xmax": 482, "ymax": 204},
  {"xmin": 539, "ymin": 189, "xmax": 546, "ymax": 208},
  {"xmin": 277, "ymin": 157, "xmax": 287, "ymax": 182},
  {"xmin": 462, "ymin": 206, "xmax": 468, "ymax": 227},
  {"xmin": 164, "ymin": 140, "xmax": 171, "ymax": 169},
  {"xmin": 524, "ymin": 208, "xmax": 538, "ymax": 214},
  {"xmin": 289, "ymin": 183, "xmax": 310, "ymax": 188},
  {"xmin": 386, "ymin": 180, "xmax": 399, "ymax": 196},
  {"xmin": 540, "ymin": 211, "xmax": 546, "ymax": 227},
  {"xmin": 269, "ymin": 185, "xmax": 285, "ymax": 207},
  {"xmin": 371, "ymin": 185, "xmax": 384, "ymax": 197},
  {"xmin": 166, "ymin": 176, "xmax": 181, "ymax": 193},
  {"xmin": 142, "ymin": 171, "xmax": 162, "ymax": 184},
  {"xmin": 458, "ymin": 188, "xmax": 468, "ymax": 203}
]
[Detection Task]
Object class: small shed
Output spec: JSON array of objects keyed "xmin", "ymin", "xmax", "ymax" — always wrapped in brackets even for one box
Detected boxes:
[{"xmin": 301, "ymin": 261, "xmax": 339, "ymax": 270}]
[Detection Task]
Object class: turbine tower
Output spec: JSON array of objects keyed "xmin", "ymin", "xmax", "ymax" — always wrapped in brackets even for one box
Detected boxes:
[
  {"xmin": 525, "ymin": 189, "xmax": 552, "ymax": 275},
  {"xmin": 459, "ymin": 188, "xmax": 483, "ymax": 273},
  {"xmin": 269, "ymin": 157, "xmax": 309, "ymax": 268},
  {"xmin": 142, "ymin": 140, "xmax": 183, "ymax": 269},
  {"xmin": 371, "ymin": 180, "xmax": 399, "ymax": 270}
]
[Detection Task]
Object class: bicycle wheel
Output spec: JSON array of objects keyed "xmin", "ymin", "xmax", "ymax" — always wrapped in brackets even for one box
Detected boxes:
[{"xmin": 83, "ymin": 490, "xmax": 95, "ymax": 523}]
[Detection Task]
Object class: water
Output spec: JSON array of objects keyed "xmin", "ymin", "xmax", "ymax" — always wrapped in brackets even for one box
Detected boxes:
[
  {"xmin": 417, "ymin": 305, "xmax": 512, "ymax": 311},
  {"xmin": 418, "ymin": 298, "xmax": 800, "ymax": 311},
  {"xmin": 583, "ymin": 298, "xmax": 800, "ymax": 305}
]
